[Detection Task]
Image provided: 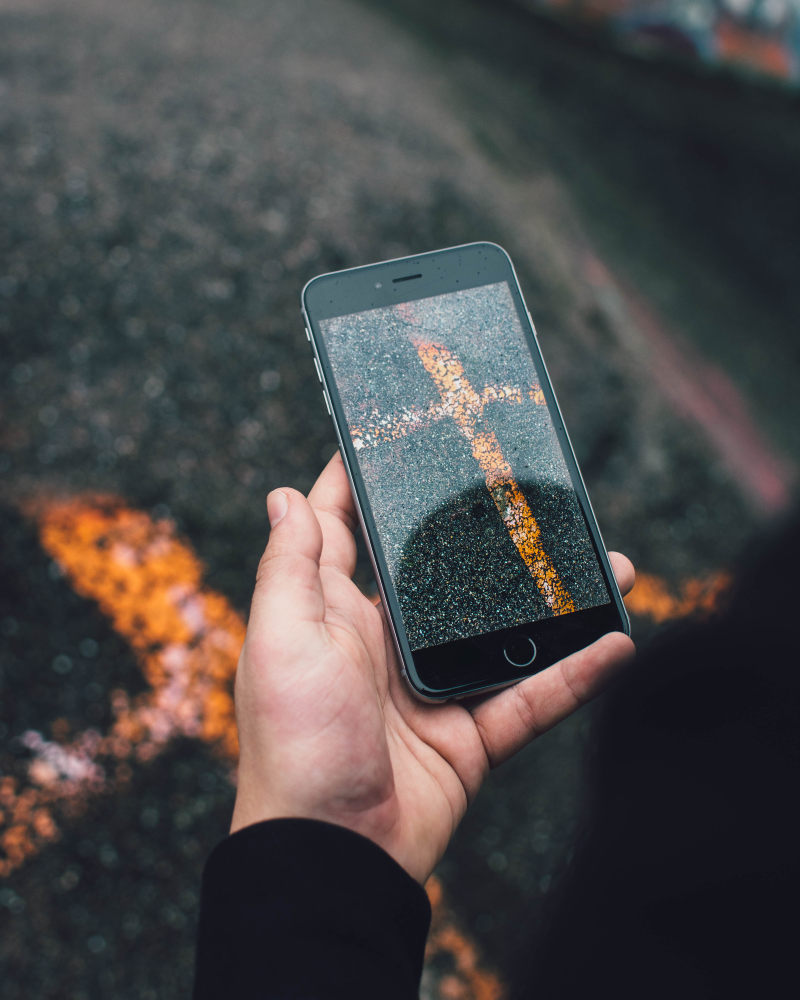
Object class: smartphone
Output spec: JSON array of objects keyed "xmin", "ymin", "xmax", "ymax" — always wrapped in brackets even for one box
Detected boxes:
[{"xmin": 301, "ymin": 243, "xmax": 629, "ymax": 701}]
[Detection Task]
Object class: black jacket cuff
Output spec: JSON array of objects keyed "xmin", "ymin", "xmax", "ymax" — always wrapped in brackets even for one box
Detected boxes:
[{"xmin": 194, "ymin": 818, "xmax": 432, "ymax": 999}]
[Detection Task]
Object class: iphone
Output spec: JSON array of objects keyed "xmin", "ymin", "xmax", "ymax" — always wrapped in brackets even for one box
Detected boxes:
[{"xmin": 301, "ymin": 243, "xmax": 629, "ymax": 700}]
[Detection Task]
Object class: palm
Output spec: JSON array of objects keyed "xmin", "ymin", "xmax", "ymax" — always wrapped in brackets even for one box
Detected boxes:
[
  {"xmin": 256, "ymin": 545, "xmax": 484, "ymax": 880},
  {"xmin": 232, "ymin": 455, "xmax": 634, "ymax": 884}
]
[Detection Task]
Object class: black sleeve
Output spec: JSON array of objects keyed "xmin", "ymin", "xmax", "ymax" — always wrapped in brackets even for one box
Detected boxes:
[
  {"xmin": 193, "ymin": 818, "xmax": 432, "ymax": 1000},
  {"xmin": 509, "ymin": 507, "xmax": 800, "ymax": 1000}
]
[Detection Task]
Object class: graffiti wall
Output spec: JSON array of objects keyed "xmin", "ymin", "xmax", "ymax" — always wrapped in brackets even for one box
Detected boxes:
[{"xmin": 521, "ymin": 0, "xmax": 800, "ymax": 82}]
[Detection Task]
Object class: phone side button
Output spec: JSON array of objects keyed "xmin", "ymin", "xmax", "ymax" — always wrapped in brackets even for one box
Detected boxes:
[
  {"xmin": 322, "ymin": 389, "xmax": 332, "ymax": 416},
  {"xmin": 313, "ymin": 357, "xmax": 323, "ymax": 383},
  {"xmin": 305, "ymin": 325, "xmax": 312, "ymax": 342}
]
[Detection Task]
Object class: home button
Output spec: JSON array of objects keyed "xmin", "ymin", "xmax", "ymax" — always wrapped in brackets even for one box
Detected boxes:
[{"xmin": 503, "ymin": 635, "xmax": 537, "ymax": 669}]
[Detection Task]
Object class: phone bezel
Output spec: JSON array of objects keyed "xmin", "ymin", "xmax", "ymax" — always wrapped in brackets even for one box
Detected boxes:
[{"xmin": 302, "ymin": 242, "xmax": 629, "ymax": 701}]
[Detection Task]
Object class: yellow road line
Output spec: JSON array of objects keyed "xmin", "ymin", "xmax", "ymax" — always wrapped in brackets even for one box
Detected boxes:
[
  {"xmin": 1, "ymin": 496, "xmax": 242, "ymax": 877},
  {"xmin": 425, "ymin": 874, "xmax": 504, "ymax": 1000},
  {"xmin": 350, "ymin": 383, "xmax": 544, "ymax": 452},
  {"xmin": 625, "ymin": 571, "xmax": 730, "ymax": 623},
  {"xmin": 37, "ymin": 498, "xmax": 242, "ymax": 760},
  {"xmin": 414, "ymin": 340, "xmax": 575, "ymax": 616}
]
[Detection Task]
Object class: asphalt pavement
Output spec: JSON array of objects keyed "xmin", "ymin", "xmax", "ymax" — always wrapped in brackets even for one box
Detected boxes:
[{"xmin": 1, "ymin": 0, "xmax": 797, "ymax": 996}]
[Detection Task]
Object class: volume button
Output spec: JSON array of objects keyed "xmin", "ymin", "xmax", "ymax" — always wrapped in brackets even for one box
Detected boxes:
[
  {"xmin": 313, "ymin": 357, "xmax": 323, "ymax": 383},
  {"xmin": 304, "ymin": 325, "xmax": 312, "ymax": 342},
  {"xmin": 322, "ymin": 389, "xmax": 332, "ymax": 416}
]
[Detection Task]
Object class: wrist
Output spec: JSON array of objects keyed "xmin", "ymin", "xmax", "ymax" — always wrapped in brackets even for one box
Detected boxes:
[{"xmin": 230, "ymin": 787, "xmax": 436, "ymax": 884}]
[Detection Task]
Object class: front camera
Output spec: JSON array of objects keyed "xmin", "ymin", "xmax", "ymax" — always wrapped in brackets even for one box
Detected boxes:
[{"xmin": 375, "ymin": 282, "xmax": 383, "ymax": 289}]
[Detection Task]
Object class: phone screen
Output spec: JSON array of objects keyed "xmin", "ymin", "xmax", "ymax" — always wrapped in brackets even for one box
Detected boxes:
[{"xmin": 317, "ymin": 280, "xmax": 612, "ymax": 654}]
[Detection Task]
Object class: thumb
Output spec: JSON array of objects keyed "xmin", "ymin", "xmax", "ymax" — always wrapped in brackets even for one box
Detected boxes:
[{"xmin": 247, "ymin": 488, "xmax": 326, "ymax": 641}]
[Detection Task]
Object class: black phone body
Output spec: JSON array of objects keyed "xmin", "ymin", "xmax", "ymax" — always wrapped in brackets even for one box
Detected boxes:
[{"xmin": 302, "ymin": 243, "xmax": 629, "ymax": 701}]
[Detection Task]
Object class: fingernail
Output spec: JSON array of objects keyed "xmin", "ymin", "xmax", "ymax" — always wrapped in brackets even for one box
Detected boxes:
[{"xmin": 267, "ymin": 490, "xmax": 288, "ymax": 527}]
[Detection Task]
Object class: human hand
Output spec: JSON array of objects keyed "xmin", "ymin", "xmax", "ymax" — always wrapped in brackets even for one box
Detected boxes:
[{"xmin": 230, "ymin": 453, "xmax": 635, "ymax": 884}]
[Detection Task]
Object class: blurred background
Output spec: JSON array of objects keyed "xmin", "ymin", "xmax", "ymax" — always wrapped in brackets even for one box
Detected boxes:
[{"xmin": 1, "ymin": 0, "xmax": 798, "ymax": 996}]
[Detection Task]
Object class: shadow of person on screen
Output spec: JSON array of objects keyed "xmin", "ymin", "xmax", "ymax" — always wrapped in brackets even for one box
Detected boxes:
[{"xmin": 392, "ymin": 477, "xmax": 604, "ymax": 653}]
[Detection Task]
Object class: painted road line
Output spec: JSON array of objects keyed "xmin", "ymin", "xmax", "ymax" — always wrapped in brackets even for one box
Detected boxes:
[
  {"xmin": 415, "ymin": 340, "xmax": 575, "ymax": 616},
  {"xmin": 625, "ymin": 571, "xmax": 730, "ymax": 624},
  {"xmin": 1, "ymin": 497, "xmax": 243, "ymax": 877},
  {"xmin": 350, "ymin": 382, "xmax": 545, "ymax": 452}
]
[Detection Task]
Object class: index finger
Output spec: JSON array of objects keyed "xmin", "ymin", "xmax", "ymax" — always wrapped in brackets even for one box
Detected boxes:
[
  {"xmin": 307, "ymin": 451, "xmax": 359, "ymax": 577},
  {"xmin": 609, "ymin": 551, "xmax": 635, "ymax": 597}
]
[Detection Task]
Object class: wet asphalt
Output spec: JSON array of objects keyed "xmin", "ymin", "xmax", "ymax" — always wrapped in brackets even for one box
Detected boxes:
[{"xmin": 1, "ymin": 0, "xmax": 798, "ymax": 995}]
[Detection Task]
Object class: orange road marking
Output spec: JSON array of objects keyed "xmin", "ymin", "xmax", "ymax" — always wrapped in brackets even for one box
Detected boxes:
[
  {"xmin": 350, "ymin": 384, "xmax": 545, "ymax": 451},
  {"xmin": 414, "ymin": 340, "xmax": 575, "ymax": 616},
  {"xmin": 425, "ymin": 875, "xmax": 504, "ymax": 1000},
  {"xmin": 0, "ymin": 778, "xmax": 61, "ymax": 878},
  {"xmin": 36, "ymin": 497, "xmax": 242, "ymax": 760},
  {"xmin": 625, "ymin": 571, "xmax": 730, "ymax": 623},
  {"xmin": 1, "ymin": 496, "xmax": 243, "ymax": 877}
]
